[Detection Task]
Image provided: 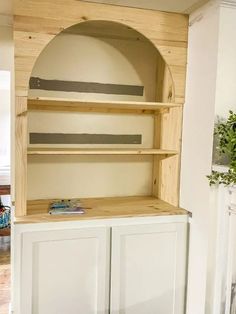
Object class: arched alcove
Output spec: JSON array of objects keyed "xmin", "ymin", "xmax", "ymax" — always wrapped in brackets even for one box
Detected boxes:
[
  {"xmin": 28, "ymin": 20, "xmax": 174, "ymax": 102},
  {"xmin": 27, "ymin": 20, "xmax": 166, "ymax": 201},
  {"xmin": 14, "ymin": 0, "xmax": 188, "ymax": 217}
]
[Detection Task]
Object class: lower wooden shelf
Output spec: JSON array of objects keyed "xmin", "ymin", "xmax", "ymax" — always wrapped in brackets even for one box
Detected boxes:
[{"xmin": 15, "ymin": 196, "xmax": 188, "ymax": 224}]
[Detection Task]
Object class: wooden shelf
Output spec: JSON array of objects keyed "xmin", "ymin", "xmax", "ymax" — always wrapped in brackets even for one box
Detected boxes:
[
  {"xmin": 27, "ymin": 148, "xmax": 178, "ymax": 156},
  {"xmin": 14, "ymin": 196, "xmax": 188, "ymax": 224},
  {"xmin": 27, "ymin": 98, "xmax": 182, "ymax": 115}
]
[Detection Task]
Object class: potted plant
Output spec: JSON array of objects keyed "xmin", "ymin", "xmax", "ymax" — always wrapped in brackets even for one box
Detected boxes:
[{"xmin": 207, "ymin": 110, "xmax": 236, "ymax": 186}]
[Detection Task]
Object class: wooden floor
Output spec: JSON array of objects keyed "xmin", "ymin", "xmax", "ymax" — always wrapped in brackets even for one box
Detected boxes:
[{"xmin": 0, "ymin": 235, "xmax": 10, "ymax": 314}]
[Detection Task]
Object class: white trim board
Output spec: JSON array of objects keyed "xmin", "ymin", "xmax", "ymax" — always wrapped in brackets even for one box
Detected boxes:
[{"xmin": 220, "ymin": 0, "xmax": 236, "ymax": 8}]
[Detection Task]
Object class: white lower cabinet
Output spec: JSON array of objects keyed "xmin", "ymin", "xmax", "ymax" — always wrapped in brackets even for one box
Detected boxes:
[
  {"xmin": 20, "ymin": 227, "xmax": 110, "ymax": 314},
  {"xmin": 16, "ymin": 220, "xmax": 188, "ymax": 314},
  {"xmin": 110, "ymin": 223, "xmax": 188, "ymax": 314}
]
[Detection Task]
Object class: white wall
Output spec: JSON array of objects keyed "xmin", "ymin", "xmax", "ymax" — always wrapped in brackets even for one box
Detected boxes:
[
  {"xmin": 0, "ymin": 25, "xmax": 13, "ymax": 71},
  {"xmin": 205, "ymin": 3, "xmax": 236, "ymax": 314},
  {"xmin": 180, "ymin": 1, "xmax": 220, "ymax": 313},
  {"xmin": 215, "ymin": 6, "xmax": 236, "ymax": 118},
  {"xmin": 0, "ymin": 72, "xmax": 10, "ymax": 167},
  {"xmin": 0, "ymin": 24, "xmax": 14, "ymax": 186},
  {"xmin": 28, "ymin": 30, "xmax": 159, "ymax": 199}
]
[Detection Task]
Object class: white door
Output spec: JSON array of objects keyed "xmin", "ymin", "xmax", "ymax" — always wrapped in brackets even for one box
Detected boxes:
[
  {"xmin": 110, "ymin": 222, "xmax": 188, "ymax": 314},
  {"xmin": 21, "ymin": 227, "xmax": 110, "ymax": 314}
]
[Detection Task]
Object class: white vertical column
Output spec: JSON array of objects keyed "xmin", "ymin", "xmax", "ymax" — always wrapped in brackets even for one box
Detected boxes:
[{"xmin": 180, "ymin": 1, "xmax": 220, "ymax": 313}]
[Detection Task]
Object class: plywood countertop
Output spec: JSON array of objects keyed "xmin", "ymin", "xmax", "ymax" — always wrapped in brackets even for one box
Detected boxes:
[{"xmin": 14, "ymin": 196, "xmax": 188, "ymax": 224}]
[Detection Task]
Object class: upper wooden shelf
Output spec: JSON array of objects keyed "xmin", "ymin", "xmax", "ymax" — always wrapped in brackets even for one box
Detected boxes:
[
  {"xmin": 27, "ymin": 148, "xmax": 178, "ymax": 156},
  {"xmin": 27, "ymin": 98, "xmax": 182, "ymax": 114}
]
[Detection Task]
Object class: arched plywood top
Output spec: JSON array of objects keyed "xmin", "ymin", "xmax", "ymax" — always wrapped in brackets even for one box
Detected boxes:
[{"xmin": 14, "ymin": 0, "xmax": 188, "ymax": 103}]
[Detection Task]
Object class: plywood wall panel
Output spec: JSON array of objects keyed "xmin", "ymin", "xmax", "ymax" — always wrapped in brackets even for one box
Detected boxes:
[
  {"xmin": 15, "ymin": 97, "xmax": 28, "ymax": 216},
  {"xmin": 14, "ymin": 0, "xmax": 188, "ymax": 100},
  {"xmin": 13, "ymin": 0, "xmax": 188, "ymax": 215}
]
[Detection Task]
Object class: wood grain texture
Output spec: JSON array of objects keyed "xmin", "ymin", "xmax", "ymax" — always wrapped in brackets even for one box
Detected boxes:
[
  {"xmin": 14, "ymin": 0, "xmax": 188, "ymax": 216},
  {"xmin": 153, "ymin": 65, "xmax": 183, "ymax": 206},
  {"xmin": 15, "ymin": 97, "xmax": 27, "ymax": 216},
  {"xmin": 14, "ymin": 0, "xmax": 188, "ymax": 99},
  {"xmin": 14, "ymin": 196, "xmax": 188, "ymax": 224},
  {"xmin": 159, "ymin": 107, "xmax": 183, "ymax": 206},
  {"xmin": 27, "ymin": 148, "xmax": 178, "ymax": 156},
  {"xmin": 26, "ymin": 98, "xmax": 182, "ymax": 115}
]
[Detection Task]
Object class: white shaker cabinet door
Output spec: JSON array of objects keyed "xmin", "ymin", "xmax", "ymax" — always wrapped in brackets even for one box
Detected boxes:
[
  {"xmin": 21, "ymin": 227, "xmax": 110, "ymax": 314},
  {"xmin": 110, "ymin": 222, "xmax": 188, "ymax": 314}
]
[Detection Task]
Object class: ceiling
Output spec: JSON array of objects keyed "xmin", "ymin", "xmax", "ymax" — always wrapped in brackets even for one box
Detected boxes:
[
  {"xmin": 80, "ymin": 0, "xmax": 209, "ymax": 13},
  {"xmin": 0, "ymin": 0, "xmax": 208, "ymax": 16}
]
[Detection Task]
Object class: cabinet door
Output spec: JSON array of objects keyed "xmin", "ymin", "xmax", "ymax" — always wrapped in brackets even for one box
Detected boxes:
[
  {"xmin": 110, "ymin": 222, "xmax": 188, "ymax": 314},
  {"xmin": 21, "ymin": 227, "xmax": 110, "ymax": 314}
]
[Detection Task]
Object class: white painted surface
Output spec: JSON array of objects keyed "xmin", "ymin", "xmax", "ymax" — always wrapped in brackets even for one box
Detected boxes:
[
  {"xmin": 225, "ymin": 213, "xmax": 236, "ymax": 314},
  {"xmin": 12, "ymin": 215, "xmax": 189, "ymax": 314},
  {"xmin": 29, "ymin": 33, "xmax": 158, "ymax": 101},
  {"xmin": 79, "ymin": 0, "xmax": 208, "ymax": 13},
  {"xmin": 225, "ymin": 192, "xmax": 236, "ymax": 314},
  {"xmin": 0, "ymin": 26, "xmax": 13, "ymax": 185},
  {"xmin": 110, "ymin": 222, "xmax": 188, "ymax": 314},
  {"xmin": 21, "ymin": 227, "xmax": 110, "ymax": 314},
  {"xmin": 0, "ymin": 71, "xmax": 10, "ymax": 184},
  {"xmin": 28, "ymin": 155, "xmax": 153, "ymax": 199},
  {"xmin": 0, "ymin": 24, "xmax": 14, "ymax": 191},
  {"xmin": 0, "ymin": 0, "xmax": 207, "ymax": 16},
  {"xmin": 28, "ymin": 29, "xmax": 158, "ymax": 199},
  {"xmin": 207, "ymin": 185, "xmax": 230, "ymax": 314},
  {"xmin": 215, "ymin": 4, "xmax": 236, "ymax": 118},
  {"xmin": 180, "ymin": 1, "xmax": 219, "ymax": 313}
]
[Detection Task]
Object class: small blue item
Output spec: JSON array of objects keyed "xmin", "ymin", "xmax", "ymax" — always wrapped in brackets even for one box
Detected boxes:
[{"xmin": 0, "ymin": 208, "xmax": 11, "ymax": 229}]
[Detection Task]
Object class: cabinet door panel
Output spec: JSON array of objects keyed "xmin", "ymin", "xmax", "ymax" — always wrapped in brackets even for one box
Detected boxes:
[
  {"xmin": 110, "ymin": 223, "xmax": 188, "ymax": 314},
  {"xmin": 21, "ymin": 227, "xmax": 110, "ymax": 314}
]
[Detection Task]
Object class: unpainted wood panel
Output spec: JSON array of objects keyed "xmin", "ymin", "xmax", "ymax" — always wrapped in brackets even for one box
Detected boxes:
[
  {"xmin": 14, "ymin": 1, "xmax": 188, "ymax": 42},
  {"xmin": 160, "ymin": 106, "xmax": 183, "ymax": 201},
  {"xmin": 15, "ymin": 97, "xmax": 28, "ymax": 216},
  {"xmin": 26, "ymin": 98, "xmax": 181, "ymax": 113},
  {"xmin": 155, "ymin": 44, "xmax": 187, "ymax": 67},
  {"xmin": 14, "ymin": 31, "xmax": 54, "ymax": 58},
  {"xmin": 27, "ymin": 148, "xmax": 177, "ymax": 155},
  {"xmin": 13, "ymin": 0, "xmax": 188, "ymax": 215},
  {"xmin": 152, "ymin": 63, "xmax": 183, "ymax": 205},
  {"xmin": 169, "ymin": 65, "xmax": 187, "ymax": 103},
  {"xmin": 14, "ymin": 0, "xmax": 188, "ymax": 100},
  {"xmin": 14, "ymin": 195, "xmax": 188, "ymax": 224}
]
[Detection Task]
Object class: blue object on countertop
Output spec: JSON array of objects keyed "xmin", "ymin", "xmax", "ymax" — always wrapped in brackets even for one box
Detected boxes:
[{"xmin": 0, "ymin": 199, "xmax": 11, "ymax": 229}]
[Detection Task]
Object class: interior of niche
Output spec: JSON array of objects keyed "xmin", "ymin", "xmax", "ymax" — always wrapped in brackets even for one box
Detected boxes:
[{"xmin": 27, "ymin": 21, "xmax": 165, "ymax": 201}]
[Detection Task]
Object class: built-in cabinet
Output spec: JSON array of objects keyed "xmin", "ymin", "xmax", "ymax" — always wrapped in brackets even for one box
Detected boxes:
[
  {"xmin": 14, "ymin": 0, "xmax": 188, "ymax": 217},
  {"xmin": 13, "ymin": 2, "xmax": 189, "ymax": 314},
  {"xmin": 15, "ymin": 217, "xmax": 188, "ymax": 314}
]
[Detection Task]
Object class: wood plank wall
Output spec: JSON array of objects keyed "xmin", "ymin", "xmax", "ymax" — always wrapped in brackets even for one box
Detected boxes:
[{"xmin": 14, "ymin": 0, "xmax": 188, "ymax": 215}]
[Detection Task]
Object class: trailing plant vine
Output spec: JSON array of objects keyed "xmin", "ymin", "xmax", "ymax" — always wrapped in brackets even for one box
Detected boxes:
[{"xmin": 207, "ymin": 110, "xmax": 236, "ymax": 186}]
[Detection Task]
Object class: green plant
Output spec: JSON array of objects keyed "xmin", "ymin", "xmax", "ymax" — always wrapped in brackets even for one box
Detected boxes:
[{"xmin": 207, "ymin": 110, "xmax": 236, "ymax": 186}]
